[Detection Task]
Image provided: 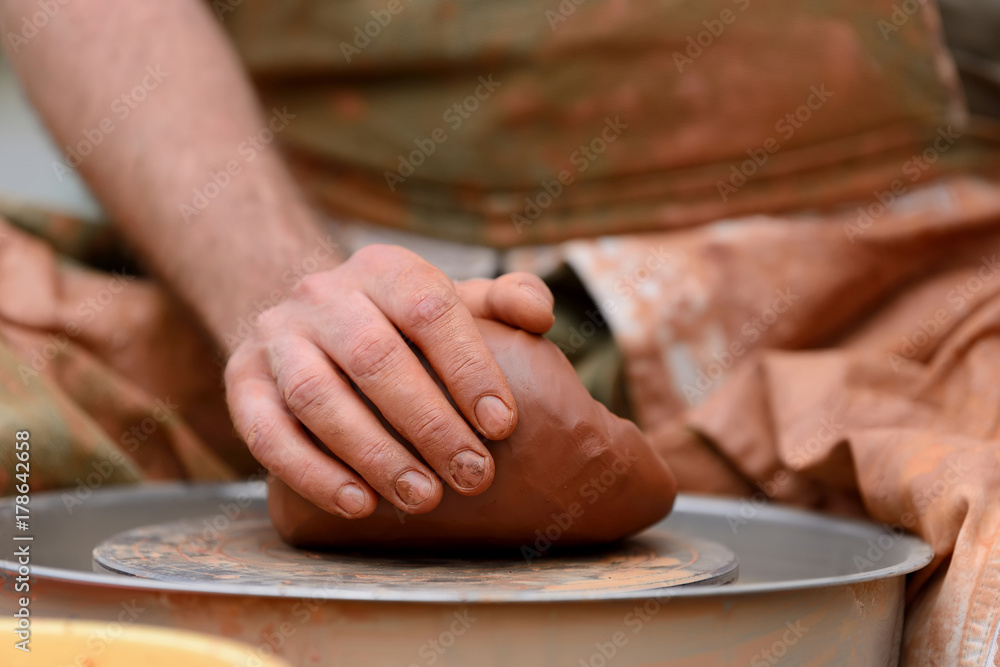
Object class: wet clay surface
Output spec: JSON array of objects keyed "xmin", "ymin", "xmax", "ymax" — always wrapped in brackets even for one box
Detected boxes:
[{"xmin": 268, "ymin": 319, "xmax": 677, "ymax": 550}]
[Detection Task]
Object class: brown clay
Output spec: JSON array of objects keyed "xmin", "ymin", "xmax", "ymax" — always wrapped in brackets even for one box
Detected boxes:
[{"xmin": 268, "ymin": 319, "xmax": 677, "ymax": 551}]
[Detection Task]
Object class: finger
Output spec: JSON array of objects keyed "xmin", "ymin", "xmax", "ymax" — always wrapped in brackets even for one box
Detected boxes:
[
  {"xmin": 268, "ymin": 334, "xmax": 447, "ymax": 512},
  {"xmin": 225, "ymin": 351, "xmax": 378, "ymax": 519},
  {"xmin": 314, "ymin": 294, "xmax": 495, "ymax": 496},
  {"xmin": 359, "ymin": 249, "xmax": 518, "ymax": 442},
  {"xmin": 456, "ymin": 272, "xmax": 555, "ymax": 334}
]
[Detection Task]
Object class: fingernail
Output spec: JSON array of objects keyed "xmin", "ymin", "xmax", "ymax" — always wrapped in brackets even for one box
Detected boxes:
[
  {"xmin": 450, "ymin": 450, "xmax": 487, "ymax": 490},
  {"xmin": 475, "ymin": 395, "xmax": 513, "ymax": 439},
  {"xmin": 334, "ymin": 483, "xmax": 367, "ymax": 516},
  {"xmin": 395, "ymin": 470, "xmax": 433, "ymax": 507}
]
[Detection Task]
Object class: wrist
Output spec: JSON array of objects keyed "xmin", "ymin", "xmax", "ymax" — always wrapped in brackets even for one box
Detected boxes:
[{"xmin": 192, "ymin": 198, "xmax": 345, "ymax": 355}]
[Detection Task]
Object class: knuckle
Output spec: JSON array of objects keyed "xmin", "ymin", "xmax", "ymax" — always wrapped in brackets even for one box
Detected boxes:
[
  {"xmin": 292, "ymin": 272, "xmax": 329, "ymax": 302},
  {"xmin": 256, "ymin": 306, "xmax": 280, "ymax": 328},
  {"xmin": 223, "ymin": 355, "xmax": 244, "ymax": 390},
  {"xmin": 353, "ymin": 243, "xmax": 407, "ymax": 266},
  {"xmin": 347, "ymin": 245, "xmax": 374, "ymax": 267},
  {"xmin": 352, "ymin": 244, "xmax": 383, "ymax": 262},
  {"xmin": 345, "ymin": 331, "xmax": 402, "ymax": 381},
  {"xmin": 353, "ymin": 436, "xmax": 399, "ymax": 483},
  {"xmin": 250, "ymin": 307, "xmax": 282, "ymax": 341},
  {"xmin": 405, "ymin": 405, "xmax": 456, "ymax": 449},
  {"xmin": 280, "ymin": 368, "xmax": 332, "ymax": 418},
  {"xmin": 501, "ymin": 271, "xmax": 533, "ymax": 285},
  {"xmin": 404, "ymin": 281, "xmax": 460, "ymax": 330},
  {"xmin": 287, "ymin": 456, "xmax": 321, "ymax": 494},
  {"xmin": 242, "ymin": 416, "xmax": 281, "ymax": 464},
  {"xmin": 444, "ymin": 346, "xmax": 493, "ymax": 385}
]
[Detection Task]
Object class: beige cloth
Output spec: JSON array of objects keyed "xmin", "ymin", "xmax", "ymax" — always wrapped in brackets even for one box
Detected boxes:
[
  {"xmin": 566, "ymin": 169, "xmax": 1000, "ymax": 663},
  {"xmin": 0, "ymin": 217, "xmax": 253, "ymax": 494}
]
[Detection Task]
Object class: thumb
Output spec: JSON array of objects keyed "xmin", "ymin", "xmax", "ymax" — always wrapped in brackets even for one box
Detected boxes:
[{"xmin": 454, "ymin": 272, "xmax": 555, "ymax": 334}]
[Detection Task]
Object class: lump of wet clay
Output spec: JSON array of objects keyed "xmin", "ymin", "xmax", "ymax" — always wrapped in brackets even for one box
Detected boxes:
[{"xmin": 268, "ymin": 319, "xmax": 677, "ymax": 551}]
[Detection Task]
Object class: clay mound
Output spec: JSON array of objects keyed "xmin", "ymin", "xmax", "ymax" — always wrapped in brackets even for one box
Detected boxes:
[{"xmin": 268, "ymin": 319, "xmax": 677, "ymax": 552}]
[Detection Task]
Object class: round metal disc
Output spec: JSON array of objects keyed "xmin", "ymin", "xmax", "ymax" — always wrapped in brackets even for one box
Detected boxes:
[{"xmin": 92, "ymin": 516, "xmax": 738, "ymax": 602}]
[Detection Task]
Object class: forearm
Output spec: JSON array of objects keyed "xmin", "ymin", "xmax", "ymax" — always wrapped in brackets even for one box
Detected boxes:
[{"xmin": 1, "ymin": 0, "xmax": 342, "ymax": 352}]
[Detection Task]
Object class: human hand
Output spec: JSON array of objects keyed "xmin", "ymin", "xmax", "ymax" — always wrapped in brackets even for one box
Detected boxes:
[
  {"xmin": 268, "ymin": 319, "xmax": 677, "ymax": 550},
  {"xmin": 225, "ymin": 245, "xmax": 555, "ymax": 519}
]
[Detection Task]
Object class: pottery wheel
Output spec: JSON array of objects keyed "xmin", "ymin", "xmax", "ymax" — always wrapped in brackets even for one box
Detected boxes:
[{"xmin": 92, "ymin": 515, "xmax": 738, "ymax": 602}]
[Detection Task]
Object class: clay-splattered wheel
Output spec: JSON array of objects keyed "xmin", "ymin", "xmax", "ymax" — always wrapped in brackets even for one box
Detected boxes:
[{"xmin": 92, "ymin": 516, "xmax": 738, "ymax": 602}]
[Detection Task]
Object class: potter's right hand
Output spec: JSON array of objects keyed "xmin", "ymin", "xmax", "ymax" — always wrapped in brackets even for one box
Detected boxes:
[
  {"xmin": 268, "ymin": 318, "xmax": 678, "ymax": 550},
  {"xmin": 224, "ymin": 244, "xmax": 555, "ymax": 519}
]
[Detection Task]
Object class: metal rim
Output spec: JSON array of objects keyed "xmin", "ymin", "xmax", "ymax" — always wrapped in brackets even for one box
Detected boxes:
[{"xmin": 0, "ymin": 482, "xmax": 933, "ymax": 603}]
